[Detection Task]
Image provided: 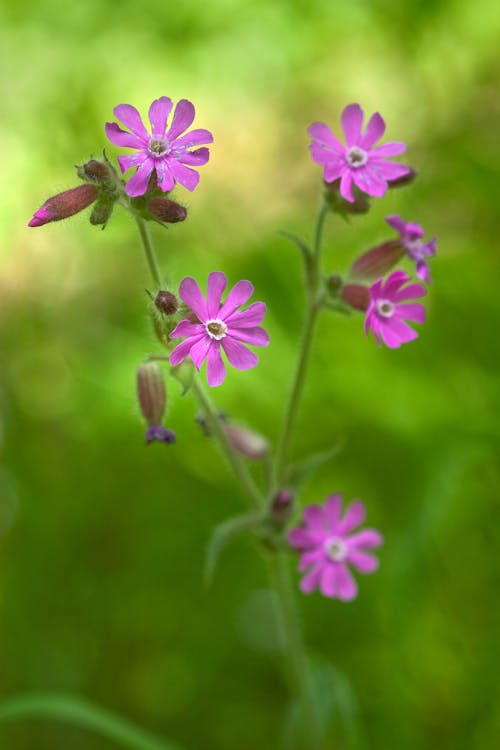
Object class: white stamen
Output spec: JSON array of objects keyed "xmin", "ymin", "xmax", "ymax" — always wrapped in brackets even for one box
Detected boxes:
[
  {"xmin": 148, "ymin": 138, "xmax": 170, "ymax": 157},
  {"xmin": 205, "ymin": 318, "xmax": 227, "ymax": 340},
  {"xmin": 324, "ymin": 537, "xmax": 347, "ymax": 562},
  {"xmin": 376, "ymin": 299, "xmax": 394, "ymax": 318},
  {"xmin": 346, "ymin": 146, "xmax": 368, "ymax": 168}
]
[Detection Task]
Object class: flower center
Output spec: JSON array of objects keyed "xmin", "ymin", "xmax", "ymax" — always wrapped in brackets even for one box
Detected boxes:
[
  {"xmin": 346, "ymin": 146, "xmax": 368, "ymax": 168},
  {"xmin": 376, "ymin": 299, "xmax": 395, "ymax": 318},
  {"xmin": 205, "ymin": 318, "xmax": 227, "ymax": 340},
  {"xmin": 325, "ymin": 537, "xmax": 347, "ymax": 562},
  {"xmin": 148, "ymin": 138, "xmax": 170, "ymax": 157}
]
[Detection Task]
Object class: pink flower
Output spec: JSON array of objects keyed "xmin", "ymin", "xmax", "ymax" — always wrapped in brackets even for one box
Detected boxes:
[
  {"xmin": 105, "ymin": 97, "xmax": 213, "ymax": 197},
  {"xmin": 169, "ymin": 272, "xmax": 269, "ymax": 387},
  {"xmin": 288, "ymin": 494, "xmax": 383, "ymax": 601},
  {"xmin": 386, "ymin": 214, "xmax": 437, "ymax": 283},
  {"xmin": 308, "ymin": 103, "xmax": 411, "ymax": 203},
  {"xmin": 365, "ymin": 270, "xmax": 426, "ymax": 348}
]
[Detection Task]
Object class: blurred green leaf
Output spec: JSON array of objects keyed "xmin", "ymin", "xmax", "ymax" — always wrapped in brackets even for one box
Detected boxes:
[
  {"xmin": 0, "ymin": 693, "xmax": 184, "ymax": 750},
  {"xmin": 285, "ymin": 442, "xmax": 345, "ymax": 491},
  {"xmin": 205, "ymin": 511, "xmax": 264, "ymax": 586}
]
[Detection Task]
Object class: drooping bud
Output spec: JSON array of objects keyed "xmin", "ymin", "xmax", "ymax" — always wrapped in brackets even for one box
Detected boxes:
[
  {"xmin": 28, "ymin": 184, "xmax": 98, "ymax": 227},
  {"xmin": 349, "ymin": 240, "xmax": 405, "ymax": 281},
  {"xmin": 223, "ymin": 424, "xmax": 269, "ymax": 461},
  {"xmin": 147, "ymin": 198, "xmax": 187, "ymax": 224},
  {"xmin": 324, "ymin": 179, "xmax": 370, "ymax": 216},
  {"xmin": 341, "ymin": 284, "xmax": 370, "ymax": 312},
  {"xmin": 136, "ymin": 362, "xmax": 176, "ymax": 444},
  {"xmin": 137, "ymin": 362, "xmax": 166, "ymax": 425},
  {"xmin": 155, "ymin": 290, "xmax": 179, "ymax": 316},
  {"xmin": 388, "ymin": 168, "xmax": 417, "ymax": 189},
  {"xmin": 269, "ymin": 489, "xmax": 294, "ymax": 529}
]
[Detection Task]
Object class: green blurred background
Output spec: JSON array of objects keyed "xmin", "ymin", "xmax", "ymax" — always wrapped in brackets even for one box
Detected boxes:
[{"xmin": 1, "ymin": 0, "xmax": 499, "ymax": 747}]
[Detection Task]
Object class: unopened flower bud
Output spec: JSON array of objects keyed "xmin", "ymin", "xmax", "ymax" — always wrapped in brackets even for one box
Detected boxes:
[
  {"xmin": 90, "ymin": 197, "xmax": 115, "ymax": 226},
  {"xmin": 388, "ymin": 168, "xmax": 417, "ymax": 189},
  {"xmin": 155, "ymin": 290, "xmax": 179, "ymax": 316},
  {"xmin": 324, "ymin": 180, "xmax": 370, "ymax": 215},
  {"xmin": 77, "ymin": 158, "xmax": 116, "ymax": 185},
  {"xmin": 147, "ymin": 198, "xmax": 187, "ymax": 224},
  {"xmin": 137, "ymin": 362, "xmax": 166, "ymax": 425},
  {"xmin": 223, "ymin": 424, "xmax": 269, "ymax": 461},
  {"xmin": 28, "ymin": 184, "xmax": 98, "ymax": 227},
  {"xmin": 341, "ymin": 283, "xmax": 370, "ymax": 312},
  {"xmin": 350, "ymin": 240, "xmax": 405, "ymax": 281},
  {"xmin": 326, "ymin": 274, "xmax": 343, "ymax": 295},
  {"xmin": 269, "ymin": 489, "xmax": 294, "ymax": 529}
]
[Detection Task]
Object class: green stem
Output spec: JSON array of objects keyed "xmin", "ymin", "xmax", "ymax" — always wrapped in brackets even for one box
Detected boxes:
[
  {"xmin": 135, "ymin": 216, "xmax": 163, "ymax": 288},
  {"xmin": 192, "ymin": 377, "xmax": 263, "ymax": 509},
  {"xmin": 269, "ymin": 552, "xmax": 322, "ymax": 749},
  {"xmin": 275, "ymin": 199, "xmax": 328, "ymax": 484}
]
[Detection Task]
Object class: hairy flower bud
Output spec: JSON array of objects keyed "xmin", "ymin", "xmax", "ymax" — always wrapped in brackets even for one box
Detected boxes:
[
  {"xmin": 137, "ymin": 362, "xmax": 166, "ymax": 425},
  {"xmin": 350, "ymin": 240, "xmax": 405, "ymax": 281},
  {"xmin": 223, "ymin": 424, "xmax": 269, "ymax": 460},
  {"xmin": 147, "ymin": 198, "xmax": 187, "ymax": 224},
  {"xmin": 28, "ymin": 184, "xmax": 98, "ymax": 227},
  {"xmin": 155, "ymin": 290, "xmax": 179, "ymax": 316},
  {"xmin": 341, "ymin": 283, "xmax": 370, "ymax": 312},
  {"xmin": 388, "ymin": 168, "xmax": 417, "ymax": 189},
  {"xmin": 77, "ymin": 158, "xmax": 116, "ymax": 185},
  {"xmin": 90, "ymin": 197, "xmax": 115, "ymax": 226},
  {"xmin": 269, "ymin": 489, "xmax": 294, "ymax": 529}
]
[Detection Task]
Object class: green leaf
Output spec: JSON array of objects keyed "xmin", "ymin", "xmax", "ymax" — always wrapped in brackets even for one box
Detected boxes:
[
  {"xmin": 279, "ymin": 231, "xmax": 313, "ymax": 265},
  {"xmin": 0, "ymin": 693, "xmax": 184, "ymax": 750},
  {"xmin": 285, "ymin": 441, "xmax": 345, "ymax": 490},
  {"xmin": 205, "ymin": 511, "xmax": 264, "ymax": 586}
]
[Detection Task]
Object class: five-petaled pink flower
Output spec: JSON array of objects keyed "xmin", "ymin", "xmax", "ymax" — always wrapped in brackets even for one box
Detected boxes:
[
  {"xmin": 169, "ymin": 272, "xmax": 269, "ymax": 387},
  {"xmin": 105, "ymin": 97, "xmax": 213, "ymax": 197},
  {"xmin": 308, "ymin": 103, "xmax": 411, "ymax": 203},
  {"xmin": 288, "ymin": 494, "xmax": 383, "ymax": 601},
  {"xmin": 365, "ymin": 270, "xmax": 426, "ymax": 348},
  {"xmin": 386, "ymin": 214, "xmax": 437, "ymax": 284}
]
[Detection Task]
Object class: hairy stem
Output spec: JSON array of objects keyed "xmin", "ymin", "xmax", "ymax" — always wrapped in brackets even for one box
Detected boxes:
[
  {"xmin": 192, "ymin": 377, "xmax": 263, "ymax": 509},
  {"xmin": 135, "ymin": 216, "xmax": 163, "ymax": 289},
  {"xmin": 275, "ymin": 199, "xmax": 328, "ymax": 484}
]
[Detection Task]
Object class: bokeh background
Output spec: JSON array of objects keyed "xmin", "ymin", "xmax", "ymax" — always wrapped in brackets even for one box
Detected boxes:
[{"xmin": 1, "ymin": 0, "xmax": 500, "ymax": 748}]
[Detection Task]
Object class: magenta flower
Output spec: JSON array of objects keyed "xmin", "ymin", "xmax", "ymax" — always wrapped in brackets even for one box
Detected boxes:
[
  {"xmin": 386, "ymin": 214, "xmax": 437, "ymax": 283},
  {"xmin": 308, "ymin": 103, "xmax": 411, "ymax": 203},
  {"xmin": 105, "ymin": 97, "xmax": 213, "ymax": 197},
  {"xmin": 365, "ymin": 270, "xmax": 426, "ymax": 348},
  {"xmin": 288, "ymin": 494, "xmax": 383, "ymax": 601},
  {"xmin": 169, "ymin": 272, "xmax": 269, "ymax": 387}
]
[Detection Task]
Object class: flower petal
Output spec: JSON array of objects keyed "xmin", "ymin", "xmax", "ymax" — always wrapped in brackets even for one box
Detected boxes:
[
  {"xmin": 105, "ymin": 122, "xmax": 145, "ymax": 149},
  {"xmin": 113, "ymin": 103, "xmax": 149, "ymax": 139},
  {"xmin": 170, "ymin": 335, "xmax": 204, "ymax": 366},
  {"xmin": 319, "ymin": 564, "xmax": 341, "ymax": 598},
  {"xmin": 336, "ymin": 564, "xmax": 358, "ymax": 601},
  {"xmin": 227, "ymin": 326, "xmax": 269, "ymax": 347},
  {"xmin": 303, "ymin": 504, "xmax": 326, "ymax": 532},
  {"xmin": 189, "ymin": 336, "xmax": 212, "ymax": 370},
  {"xmin": 206, "ymin": 271, "xmax": 227, "ymax": 318},
  {"xmin": 174, "ymin": 128, "xmax": 214, "ymax": 148},
  {"xmin": 288, "ymin": 527, "xmax": 322, "ymax": 549},
  {"xmin": 347, "ymin": 529, "xmax": 384, "ymax": 549},
  {"xmin": 118, "ymin": 153, "xmax": 147, "ymax": 173},
  {"xmin": 360, "ymin": 111, "xmax": 385, "ymax": 149},
  {"xmin": 153, "ymin": 159, "xmax": 176, "ymax": 192},
  {"xmin": 352, "ymin": 166, "xmax": 387, "ymax": 197},
  {"xmin": 324, "ymin": 159, "xmax": 346, "ymax": 183},
  {"xmin": 323, "ymin": 494, "xmax": 343, "ymax": 533},
  {"xmin": 179, "ymin": 277, "xmax": 208, "ymax": 321},
  {"xmin": 148, "ymin": 96, "xmax": 173, "ymax": 137},
  {"xmin": 346, "ymin": 550, "xmax": 379, "ymax": 574},
  {"xmin": 396, "ymin": 302, "xmax": 426, "ymax": 323},
  {"xmin": 298, "ymin": 549, "xmax": 324, "ymax": 572},
  {"xmin": 338, "ymin": 500, "xmax": 366, "ymax": 535},
  {"xmin": 340, "ymin": 170, "xmax": 355, "ymax": 202},
  {"xmin": 170, "ymin": 320, "xmax": 205, "ymax": 338},
  {"xmin": 299, "ymin": 565, "xmax": 322, "ymax": 594},
  {"xmin": 168, "ymin": 99, "xmax": 196, "ymax": 140},
  {"xmin": 371, "ymin": 160, "xmax": 411, "ymax": 181},
  {"xmin": 218, "ymin": 280, "xmax": 254, "ymax": 319},
  {"xmin": 124, "ymin": 158, "xmax": 155, "ymax": 197},
  {"xmin": 308, "ymin": 122, "xmax": 344, "ymax": 153},
  {"xmin": 225, "ymin": 301, "xmax": 266, "ymax": 328},
  {"xmin": 167, "ymin": 159, "xmax": 200, "ymax": 191},
  {"xmin": 206, "ymin": 343, "xmax": 226, "ymax": 386},
  {"xmin": 222, "ymin": 337, "xmax": 258, "ymax": 371},
  {"xmin": 178, "ymin": 147, "xmax": 210, "ymax": 166},
  {"xmin": 370, "ymin": 141, "xmax": 407, "ymax": 157},
  {"xmin": 341, "ymin": 103, "xmax": 364, "ymax": 147},
  {"xmin": 393, "ymin": 283, "xmax": 426, "ymax": 302}
]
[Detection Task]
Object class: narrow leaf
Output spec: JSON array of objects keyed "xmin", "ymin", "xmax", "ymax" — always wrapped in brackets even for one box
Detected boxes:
[
  {"xmin": 0, "ymin": 693, "xmax": 183, "ymax": 750},
  {"xmin": 286, "ymin": 441, "xmax": 345, "ymax": 490},
  {"xmin": 205, "ymin": 511, "xmax": 263, "ymax": 586}
]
